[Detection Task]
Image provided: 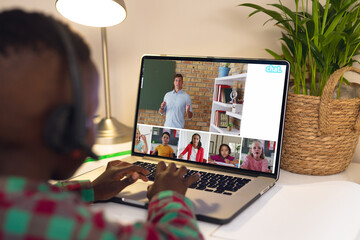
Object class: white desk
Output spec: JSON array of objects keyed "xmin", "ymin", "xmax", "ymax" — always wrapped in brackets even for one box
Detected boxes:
[{"xmin": 75, "ymin": 143, "xmax": 360, "ymax": 240}]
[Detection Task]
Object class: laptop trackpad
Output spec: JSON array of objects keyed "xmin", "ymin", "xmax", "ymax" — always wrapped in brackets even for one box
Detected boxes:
[
  {"xmin": 116, "ymin": 182, "xmax": 150, "ymax": 203},
  {"xmin": 116, "ymin": 182, "xmax": 221, "ymax": 213}
]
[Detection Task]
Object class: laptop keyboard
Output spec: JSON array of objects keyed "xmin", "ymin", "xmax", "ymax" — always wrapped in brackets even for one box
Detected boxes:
[{"xmin": 133, "ymin": 161, "xmax": 251, "ymax": 195}]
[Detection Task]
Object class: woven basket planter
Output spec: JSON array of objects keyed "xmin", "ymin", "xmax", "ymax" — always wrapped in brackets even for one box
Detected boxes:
[{"xmin": 281, "ymin": 67, "xmax": 360, "ymax": 175}]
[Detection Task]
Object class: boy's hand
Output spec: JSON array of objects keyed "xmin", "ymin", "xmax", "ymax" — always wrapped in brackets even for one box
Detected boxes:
[
  {"xmin": 147, "ymin": 161, "xmax": 200, "ymax": 200},
  {"xmin": 92, "ymin": 160, "xmax": 150, "ymax": 201}
]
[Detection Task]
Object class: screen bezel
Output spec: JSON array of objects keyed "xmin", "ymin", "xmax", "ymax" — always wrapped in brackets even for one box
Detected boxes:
[{"xmin": 132, "ymin": 55, "xmax": 290, "ymax": 180}]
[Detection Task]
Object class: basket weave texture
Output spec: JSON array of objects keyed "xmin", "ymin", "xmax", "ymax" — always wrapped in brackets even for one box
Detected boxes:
[{"xmin": 281, "ymin": 67, "xmax": 360, "ymax": 175}]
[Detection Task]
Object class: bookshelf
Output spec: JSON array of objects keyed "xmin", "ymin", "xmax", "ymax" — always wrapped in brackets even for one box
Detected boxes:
[
  {"xmin": 210, "ymin": 73, "xmax": 247, "ymax": 135},
  {"xmin": 226, "ymin": 111, "xmax": 242, "ymax": 119}
]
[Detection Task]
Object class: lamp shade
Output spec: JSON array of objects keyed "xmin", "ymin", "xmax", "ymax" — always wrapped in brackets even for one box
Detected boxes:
[{"xmin": 55, "ymin": 0, "xmax": 127, "ymax": 27}]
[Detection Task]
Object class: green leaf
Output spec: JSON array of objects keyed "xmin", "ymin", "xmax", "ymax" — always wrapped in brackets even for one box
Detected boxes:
[
  {"xmin": 321, "ymin": 0, "xmax": 330, "ymax": 34},
  {"xmin": 342, "ymin": 77, "xmax": 350, "ymax": 85},
  {"xmin": 324, "ymin": 11, "xmax": 345, "ymax": 38},
  {"xmin": 239, "ymin": 3, "xmax": 292, "ymax": 30},
  {"xmin": 265, "ymin": 49, "xmax": 283, "ymax": 60},
  {"xmin": 312, "ymin": 0, "xmax": 319, "ymax": 46},
  {"xmin": 321, "ymin": 31, "xmax": 346, "ymax": 46},
  {"xmin": 281, "ymin": 33, "xmax": 296, "ymax": 56},
  {"xmin": 270, "ymin": 3, "xmax": 298, "ymax": 21},
  {"xmin": 282, "ymin": 44, "xmax": 294, "ymax": 62}
]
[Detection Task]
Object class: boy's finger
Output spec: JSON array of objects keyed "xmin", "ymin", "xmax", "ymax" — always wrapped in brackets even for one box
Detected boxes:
[
  {"xmin": 184, "ymin": 173, "xmax": 200, "ymax": 187},
  {"xmin": 167, "ymin": 162, "xmax": 176, "ymax": 172},
  {"xmin": 177, "ymin": 165, "xmax": 188, "ymax": 177},
  {"xmin": 146, "ymin": 184, "xmax": 154, "ymax": 199},
  {"xmin": 156, "ymin": 161, "xmax": 166, "ymax": 173},
  {"xmin": 114, "ymin": 165, "xmax": 149, "ymax": 179},
  {"xmin": 115, "ymin": 174, "xmax": 139, "ymax": 192},
  {"xmin": 138, "ymin": 173, "xmax": 149, "ymax": 182},
  {"xmin": 106, "ymin": 160, "xmax": 123, "ymax": 169}
]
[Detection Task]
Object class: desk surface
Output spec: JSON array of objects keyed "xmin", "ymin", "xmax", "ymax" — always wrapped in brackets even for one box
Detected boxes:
[{"xmin": 76, "ymin": 143, "xmax": 360, "ymax": 240}]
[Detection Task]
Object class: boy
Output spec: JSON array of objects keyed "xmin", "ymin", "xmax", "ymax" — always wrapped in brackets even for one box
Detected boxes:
[
  {"xmin": 0, "ymin": 9, "xmax": 201, "ymax": 239},
  {"xmin": 153, "ymin": 132, "xmax": 174, "ymax": 158}
]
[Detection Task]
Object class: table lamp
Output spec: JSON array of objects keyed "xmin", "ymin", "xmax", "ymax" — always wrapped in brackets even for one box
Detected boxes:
[{"xmin": 56, "ymin": 0, "xmax": 132, "ymax": 144}]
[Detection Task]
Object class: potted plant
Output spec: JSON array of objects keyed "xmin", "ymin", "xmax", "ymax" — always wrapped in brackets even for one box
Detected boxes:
[
  {"xmin": 240, "ymin": 0, "xmax": 360, "ymax": 96},
  {"xmin": 239, "ymin": 0, "xmax": 360, "ymax": 175},
  {"xmin": 219, "ymin": 62, "xmax": 231, "ymax": 77},
  {"xmin": 227, "ymin": 123, "xmax": 233, "ymax": 131}
]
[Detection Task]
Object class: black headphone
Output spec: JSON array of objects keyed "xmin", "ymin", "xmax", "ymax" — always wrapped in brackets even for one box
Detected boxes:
[{"xmin": 44, "ymin": 19, "xmax": 98, "ymax": 159}]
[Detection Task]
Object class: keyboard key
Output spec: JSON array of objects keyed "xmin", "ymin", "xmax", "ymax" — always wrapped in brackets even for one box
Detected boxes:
[
  {"xmin": 196, "ymin": 185, "xmax": 206, "ymax": 190},
  {"xmin": 214, "ymin": 189, "xmax": 225, "ymax": 193}
]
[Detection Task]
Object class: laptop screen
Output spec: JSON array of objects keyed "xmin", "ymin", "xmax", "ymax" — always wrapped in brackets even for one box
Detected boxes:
[{"xmin": 132, "ymin": 55, "xmax": 289, "ymax": 177}]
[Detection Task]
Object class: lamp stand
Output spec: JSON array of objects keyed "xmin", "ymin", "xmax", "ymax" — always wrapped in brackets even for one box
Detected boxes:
[{"xmin": 96, "ymin": 27, "xmax": 132, "ymax": 144}]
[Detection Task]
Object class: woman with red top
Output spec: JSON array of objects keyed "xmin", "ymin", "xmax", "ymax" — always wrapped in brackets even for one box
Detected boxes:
[{"xmin": 178, "ymin": 133, "xmax": 204, "ymax": 162}]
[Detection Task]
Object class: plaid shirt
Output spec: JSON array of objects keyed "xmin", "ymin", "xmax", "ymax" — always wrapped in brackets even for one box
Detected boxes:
[{"xmin": 0, "ymin": 176, "xmax": 203, "ymax": 239}]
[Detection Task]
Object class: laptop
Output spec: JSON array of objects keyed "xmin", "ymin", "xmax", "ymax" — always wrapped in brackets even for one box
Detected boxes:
[{"xmin": 79, "ymin": 55, "xmax": 290, "ymax": 224}]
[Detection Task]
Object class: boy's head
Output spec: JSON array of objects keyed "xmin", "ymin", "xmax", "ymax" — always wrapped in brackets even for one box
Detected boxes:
[
  {"xmin": 161, "ymin": 132, "xmax": 170, "ymax": 145},
  {"xmin": 0, "ymin": 9, "xmax": 99, "ymax": 180}
]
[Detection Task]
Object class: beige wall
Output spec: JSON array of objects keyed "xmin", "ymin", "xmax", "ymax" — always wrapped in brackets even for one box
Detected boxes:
[{"xmin": 1, "ymin": 0, "xmax": 359, "ymax": 163}]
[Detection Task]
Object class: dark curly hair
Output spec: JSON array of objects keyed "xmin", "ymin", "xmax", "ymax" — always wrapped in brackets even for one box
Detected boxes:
[{"xmin": 0, "ymin": 9, "xmax": 90, "ymax": 63}]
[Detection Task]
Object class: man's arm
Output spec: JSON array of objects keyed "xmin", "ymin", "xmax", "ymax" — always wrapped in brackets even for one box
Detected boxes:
[{"xmin": 185, "ymin": 95, "xmax": 193, "ymax": 119}]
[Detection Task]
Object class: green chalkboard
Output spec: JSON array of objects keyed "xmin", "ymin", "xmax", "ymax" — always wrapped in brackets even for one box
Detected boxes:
[{"xmin": 139, "ymin": 59, "xmax": 175, "ymax": 110}]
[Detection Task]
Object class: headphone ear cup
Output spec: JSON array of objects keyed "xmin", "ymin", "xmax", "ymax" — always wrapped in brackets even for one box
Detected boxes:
[{"xmin": 44, "ymin": 104, "xmax": 74, "ymax": 154}]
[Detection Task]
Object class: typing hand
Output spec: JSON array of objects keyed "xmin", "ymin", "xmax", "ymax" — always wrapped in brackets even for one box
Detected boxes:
[
  {"xmin": 147, "ymin": 162, "xmax": 200, "ymax": 200},
  {"xmin": 92, "ymin": 160, "xmax": 149, "ymax": 201}
]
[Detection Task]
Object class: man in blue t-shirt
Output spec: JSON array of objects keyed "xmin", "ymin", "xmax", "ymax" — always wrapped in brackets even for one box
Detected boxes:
[{"xmin": 159, "ymin": 74, "xmax": 193, "ymax": 128}]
